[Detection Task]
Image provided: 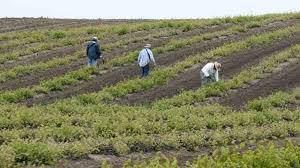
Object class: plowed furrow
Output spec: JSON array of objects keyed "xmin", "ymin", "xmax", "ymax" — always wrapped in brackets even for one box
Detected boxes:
[
  {"xmin": 219, "ymin": 60, "xmax": 300, "ymax": 108},
  {"xmin": 116, "ymin": 34, "xmax": 300, "ymax": 105},
  {"xmin": 0, "ymin": 24, "xmax": 231, "ymax": 91},
  {"xmin": 24, "ymin": 20, "xmax": 299, "ymax": 105}
]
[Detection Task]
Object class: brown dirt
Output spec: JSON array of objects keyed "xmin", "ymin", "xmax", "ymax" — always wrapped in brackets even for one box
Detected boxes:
[
  {"xmin": 0, "ymin": 19, "xmax": 103, "ymax": 33},
  {"xmin": 24, "ymin": 20, "xmax": 299, "ymax": 105},
  {"xmin": 0, "ymin": 19, "xmax": 150, "ymax": 33},
  {"xmin": 219, "ymin": 60, "xmax": 300, "ymax": 109},
  {"xmin": 115, "ymin": 33, "xmax": 300, "ymax": 105},
  {"xmin": 0, "ymin": 22, "xmax": 228, "ymax": 72},
  {"xmin": 0, "ymin": 24, "xmax": 230, "ymax": 91},
  {"xmin": 0, "ymin": 26, "xmax": 170, "ymax": 70}
]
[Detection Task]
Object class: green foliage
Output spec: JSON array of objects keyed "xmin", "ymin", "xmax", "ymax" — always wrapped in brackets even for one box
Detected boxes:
[
  {"xmin": 0, "ymin": 88, "xmax": 34, "ymax": 103},
  {"xmin": 0, "ymin": 145, "xmax": 15, "ymax": 168},
  {"xmin": 86, "ymin": 27, "xmax": 100, "ymax": 35},
  {"xmin": 248, "ymin": 91, "xmax": 296, "ymax": 111},
  {"xmin": 11, "ymin": 141, "xmax": 58, "ymax": 165},
  {"xmin": 123, "ymin": 143, "xmax": 300, "ymax": 167},
  {"xmin": 116, "ymin": 26, "xmax": 130, "ymax": 35},
  {"xmin": 1, "ymin": 14, "xmax": 300, "ymax": 166},
  {"xmin": 51, "ymin": 31, "xmax": 67, "ymax": 39}
]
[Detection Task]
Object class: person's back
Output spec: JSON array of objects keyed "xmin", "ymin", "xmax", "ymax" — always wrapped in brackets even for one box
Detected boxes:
[
  {"xmin": 138, "ymin": 49, "xmax": 152, "ymax": 67},
  {"xmin": 86, "ymin": 37, "xmax": 101, "ymax": 66},
  {"xmin": 201, "ymin": 63, "xmax": 217, "ymax": 78},
  {"xmin": 138, "ymin": 44, "xmax": 156, "ymax": 77},
  {"xmin": 200, "ymin": 62, "xmax": 221, "ymax": 85}
]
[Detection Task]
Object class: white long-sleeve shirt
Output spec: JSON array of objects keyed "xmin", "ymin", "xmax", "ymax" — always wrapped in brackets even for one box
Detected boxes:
[
  {"xmin": 138, "ymin": 48, "xmax": 156, "ymax": 67},
  {"xmin": 201, "ymin": 63, "xmax": 219, "ymax": 81}
]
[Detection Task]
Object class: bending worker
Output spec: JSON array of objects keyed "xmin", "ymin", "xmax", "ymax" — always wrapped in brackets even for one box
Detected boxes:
[
  {"xmin": 201, "ymin": 62, "xmax": 221, "ymax": 85},
  {"xmin": 86, "ymin": 37, "xmax": 102, "ymax": 66},
  {"xmin": 138, "ymin": 44, "xmax": 156, "ymax": 77}
]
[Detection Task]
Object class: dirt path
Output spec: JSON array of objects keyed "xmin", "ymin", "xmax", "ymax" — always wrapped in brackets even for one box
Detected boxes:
[
  {"xmin": 115, "ymin": 33, "xmax": 300, "ymax": 105},
  {"xmin": 219, "ymin": 60, "xmax": 300, "ymax": 109},
  {"xmin": 0, "ymin": 24, "xmax": 230, "ymax": 91},
  {"xmin": 24, "ymin": 20, "xmax": 299, "ymax": 105}
]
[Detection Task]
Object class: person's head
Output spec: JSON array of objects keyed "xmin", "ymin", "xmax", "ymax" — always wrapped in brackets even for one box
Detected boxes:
[
  {"xmin": 144, "ymin": 44, "xmax": 152, "ymax": 49},
  {"xmin": 214, "ymin": 62, "xmax": 221, "ymax": 70},
  {"xmin": 92, "ymin": 37, "xmax": 98, "ymax": 42}
]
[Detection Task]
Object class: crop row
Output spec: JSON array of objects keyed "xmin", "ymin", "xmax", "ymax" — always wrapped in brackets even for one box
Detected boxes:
[
  {"xmin": 0, "ymin": 88, "xmax": 298, "ymax": 164},
  {"xmin": 2, "ymin": 12, "xmax": 299, "ymax": 42},
  {"xmin": 0, "ymin": 18, "xmax": 294, "ymax": 103},
  {"xmin": 1, "ymin": 13, "xmax": 299, "ymax": 64},
  {"xmin": 0, "ymin": 19, "xmax": 209, "ymax": 63},
  {"xmin": 0, "ymin": 27, "xmax": 186, "ymax": 82},
  {"xmin": 0, "ymin": 16, "xmax": 244, "ymax": 52},
  {"xmin": 0, "ymin": 102, "xmax": 298, "ymax": 165},
  {"xmin": 111, "ymin": 143, "xmax": 300, "ymax": 168},
  {"xmin": 0, "ymin": 22, "xmax": 245, "ymax": 101},
  {"xmin": 0, "ymin": 81, "xmax": 299, "ymax": 164},
  {"xmin": 0, "ymin": 20, "xmax": 187, "ymax": 63},
  {"xmin": 0, "ymin": 35, "xmax": 294, "ymax": 133},
  {"xmin": 92, "ymin": 25, "xmax": 300, "ymax": 104},
  {"xmin": 247, "ymin": 87, "xmax": 300, "ymax": 111},
  {"xmin": 152, "ymin": 36, "xmax": 300, "ymax": 110}
]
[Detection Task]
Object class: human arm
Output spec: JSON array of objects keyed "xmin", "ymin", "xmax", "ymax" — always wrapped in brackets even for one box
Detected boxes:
[
  {"xmin": 86, "ymin": 45, "xmax": 89, "ymax": 56},
  {"xmin": 95, "ymin": 43, "xmax": 101, "ymax": 59},
  {"xmin": 137, "ymin": 51, "xmax": 142, "ymax": 65},
  {"xmin": 215, "ymin": 70, "xmax": 219, "ymax": 81},
  {"xmin": 149, "ymin": 49, "xmax": 156, "ymax": 66}
]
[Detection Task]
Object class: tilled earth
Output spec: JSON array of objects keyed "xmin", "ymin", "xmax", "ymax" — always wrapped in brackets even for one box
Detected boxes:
[{"xmin": 24, "ymin": 19, "xmax": 299, "ymax": 105}]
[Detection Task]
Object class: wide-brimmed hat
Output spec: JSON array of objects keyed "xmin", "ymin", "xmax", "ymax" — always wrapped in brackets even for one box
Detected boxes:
[
  {"xmin": 144, "ymin": 44, "xmax": 151, "ymax": 48},
  {"xmin": 214, "ymin": 62, "xmax": 221, "ymax": 70},
  {"xmin": 92, "ymin": 37, "xmax": 98, "ymax": 41}
]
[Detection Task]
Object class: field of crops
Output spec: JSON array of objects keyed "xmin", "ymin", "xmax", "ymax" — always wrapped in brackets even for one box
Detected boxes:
[{"xmin": 0, "ymin": 14, "xmax": 299, "ymax": 167}]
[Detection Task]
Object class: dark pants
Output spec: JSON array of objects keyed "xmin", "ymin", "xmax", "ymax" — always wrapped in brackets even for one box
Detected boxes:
[
  {"xmin": 201, "ymin": 71, "xmax": 216, "ymax": 86},
  {"xmin": 141, "ymin": 64, "xmax": 150, "ymax": 78}
]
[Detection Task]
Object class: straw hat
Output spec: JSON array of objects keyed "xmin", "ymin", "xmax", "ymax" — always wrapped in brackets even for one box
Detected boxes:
[
  {"xmin": 144, "ymin": 44, "xmax": 152, "ymax": 48},
  {"xmin": 214, "ymin": 62, "xmax": 221, "ymax": 70}
]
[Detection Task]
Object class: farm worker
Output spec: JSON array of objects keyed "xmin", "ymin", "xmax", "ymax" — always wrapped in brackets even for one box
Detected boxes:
[
  {"xmin": 138, "ymin": 44, "xmax": 156, "ymax": 78},
  {"xmin": 86, "ymin": 37, "xmax": 102, "ymax": 66},
  {"xmin": 200, "ymin": 62, "xmax": 221, "ymax": 85}
]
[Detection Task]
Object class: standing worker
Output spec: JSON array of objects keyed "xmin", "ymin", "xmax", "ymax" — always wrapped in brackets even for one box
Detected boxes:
[
  {"xmin": 138, "ymin": 44, "xmax": 156, "ymax": 78},
  {"xmin": 86, "ymin": 37, "xmax": 102, "ymax": 67},
  {"xmin": 200, "ymin": 62, "xmax": 221, "ymax": 85}
]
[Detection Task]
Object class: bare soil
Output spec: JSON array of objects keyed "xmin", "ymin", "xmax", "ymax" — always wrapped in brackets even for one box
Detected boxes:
[
  {"xmin": 219, "ymin": 60, "xmax": 300, "ymax": 109},
  {"xmin": 0, "ymin": 19, "xmax": 104, "ymax": 33},
  {"xmin": 0, "ymin": 26, "xmax": 174, "ymax": 70},
  {"xmin": 23, "ymin": 20, "xmax": 299, "ymax": 105},
  {"xmin": 0, "ymin": 24, "xmax": 230, "ymax": 91},
  {"xmin": 115, "ymin": 34, "xmax": 300, "ymax": 106}
]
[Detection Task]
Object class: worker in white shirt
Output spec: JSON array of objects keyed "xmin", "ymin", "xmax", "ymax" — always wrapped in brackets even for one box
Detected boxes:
[
  {"xmin": 138, "ymin": 44, "xmax": 156, "ymax": 78},
  {"xmin": 201, "ymin": 62, "xmax": 221, "ymax": 85}
]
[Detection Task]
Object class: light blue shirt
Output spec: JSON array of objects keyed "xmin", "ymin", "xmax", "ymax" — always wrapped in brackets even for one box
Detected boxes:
[{"xmin": 138, "ymin": 48, "xmax": 156, "ymax": 67}]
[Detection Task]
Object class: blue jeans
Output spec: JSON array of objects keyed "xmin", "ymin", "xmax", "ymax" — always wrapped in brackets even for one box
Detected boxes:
[
  {"xmin": 200, "ymin": 71, "xmax": 216, "ymax": 86},
  {"xmin": 141, "ymin": 64, "xmax": 150, "ymax": 78},
  {"xmin": 88, "ymin": 58, "xmax": 98, "ymax": 66}
]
